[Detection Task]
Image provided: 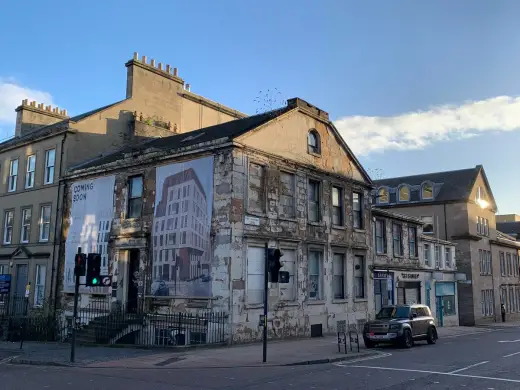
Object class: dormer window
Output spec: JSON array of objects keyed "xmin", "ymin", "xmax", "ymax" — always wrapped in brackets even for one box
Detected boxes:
[
  {"xmin": 398, "ymin": 185, "xmax": 410, "ymax": 202},
  {"xmin": 421, "ymin": 182, "xmax": 433, "ymax": 200},
  {"xmin": 377, "ymin": 187, "xmax": 389, "ymax": 204},
  {"xmin": 308, "ymin": 129, "xmax": 321, "ymax": 154}
]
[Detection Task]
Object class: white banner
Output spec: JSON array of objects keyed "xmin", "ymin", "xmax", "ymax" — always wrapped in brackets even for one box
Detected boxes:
[{"xmin": 63, "ymin": 175, "xmax": 115, "ymax": 292}]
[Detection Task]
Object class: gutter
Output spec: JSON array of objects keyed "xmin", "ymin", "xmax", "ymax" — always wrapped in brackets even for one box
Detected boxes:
[{"xmin": 50, "ymin": 132, "xmax": 67, "ymax": 313}]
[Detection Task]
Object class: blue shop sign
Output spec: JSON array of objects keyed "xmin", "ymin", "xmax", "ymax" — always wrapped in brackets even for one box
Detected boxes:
[
  {"xmin": 0, "ymin": 274, "xmax": 11, "ymax": 294},
  {"xmin": 374, "ymin": 271, "xmax": 393, "ymax": 279}
]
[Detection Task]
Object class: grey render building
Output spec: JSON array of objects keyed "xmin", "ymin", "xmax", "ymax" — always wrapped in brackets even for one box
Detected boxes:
[{"xmin": 373, "ymin": 165, "xmax": 520, "ymax": 326}]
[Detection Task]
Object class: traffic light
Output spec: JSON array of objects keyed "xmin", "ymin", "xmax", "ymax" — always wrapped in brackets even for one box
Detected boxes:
[
  {"xmin": 74, "ymin": 253, "xmax": 86, "ymax": 276},
  {"xmin": 267, "ymin": 249, "xmax": 283, "ymax": 283},
  {"xmin": 86, "ymin": 253, "xmax": 101, "ymax": 287}
]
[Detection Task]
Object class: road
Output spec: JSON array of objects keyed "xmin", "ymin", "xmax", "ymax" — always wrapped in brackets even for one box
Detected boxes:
[{"xmin": 2, "ymin": 327, "xmax": 520, "ymax": 389}]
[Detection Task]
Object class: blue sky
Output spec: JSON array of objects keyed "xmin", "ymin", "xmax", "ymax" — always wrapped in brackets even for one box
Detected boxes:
[{"xmin": 1, "ymin": 1, "xmax": 520, "ymax": 213}]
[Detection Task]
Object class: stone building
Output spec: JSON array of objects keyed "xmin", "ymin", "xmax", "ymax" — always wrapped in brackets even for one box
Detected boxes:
[
  {"xmin": 60, "ymin": 98, "xmax": 374, "ymax": 344},
  {"xmin": 371, "ymin": 208, "xmax": 459, "ymax": 327},
  {"xmin": 373, "ymin": 165, "xmax": 520, "ymax": 325},
  {"xmin": 0, "ymin": 52, "xmax": 244, "ymax": 309}
]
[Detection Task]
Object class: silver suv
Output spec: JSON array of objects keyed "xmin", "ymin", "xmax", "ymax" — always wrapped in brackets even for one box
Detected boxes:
[{"xmin": 363, "ymin": 304, "xmax": 438, "ymax": 348}]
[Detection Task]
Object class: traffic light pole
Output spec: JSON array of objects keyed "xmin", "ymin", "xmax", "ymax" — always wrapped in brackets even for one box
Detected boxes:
[
  {"xmin": 263, "ymin": 243, "xmax": 268, "ymax": 363},
  {"xmin": 70, "ymin": 247, "xmax": 81, "ymax": 363}
]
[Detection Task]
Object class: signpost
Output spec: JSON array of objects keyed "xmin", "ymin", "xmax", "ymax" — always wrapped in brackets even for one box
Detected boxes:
[{"xmin": 262, "ymin": 244, "xmax": 268, "ymax": 363}]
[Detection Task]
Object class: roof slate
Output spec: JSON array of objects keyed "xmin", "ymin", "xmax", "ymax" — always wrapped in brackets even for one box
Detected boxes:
[{"xmin": 374, "ymin": 166, "xmax": 481, "ymax": 203}]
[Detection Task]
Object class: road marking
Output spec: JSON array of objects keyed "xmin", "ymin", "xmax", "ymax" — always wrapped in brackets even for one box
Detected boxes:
[
  {"xmin": 333, "ymin": 352, "xmax": 392, "ymax": 366},
  {"xmin": 441, "ymin": 329, "xmax": 497, "ymax": 339},
  {"xmin": 449, "ymin": 361, "xmax": 489, "ymax": 374},
  {"xmin": 498, "ymin": 338, "xmax": 520, "ymax": 343},
  {"xmin": 503, "ymin": 352, "xmax": 520, "ymax": 358},
  {"xmin": 0, "ymin": 355, "xmax": 17, "ymax": 365},
  {"xmin": 348, "ymin": 365, "xmax": 520, "ymax": 384}
]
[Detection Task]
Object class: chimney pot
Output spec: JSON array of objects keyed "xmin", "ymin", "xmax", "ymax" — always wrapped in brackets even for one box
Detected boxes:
[
  {"xmin": 46, "ymin": 105, "xmax": 52, "ymax": 112},
  {"xmin": 63, "ymin": 109, "xmax": 67, "ymax": 116},
  {"xmin": 185, "ymin": 83, "xmax": 191, "ymax": 92},
  {"xmin": 173, "ymin": 67, "xmax": 178, "ymax": 76},
  {"xmin": 151, "ymin": 59, "xmax": 155, "ymax": 67},
  {"xmin": 38, "ymin": 103, "xmax": 44, "ymax": 109},
  {"xmin": 22, "ymin": 99, "xmax": 28, "ymax": 105},
  {"xmin": 142, "ymin": 55, "xmax": 147, "ymax": 64},
  {"xmin": 158, "ymin": 62, "xmax": 162, "ymax": 70},
  {"xmin": 31, "ymin": 101, "xmax": 36, "ymax": 107},
  {"xmin": 133, "ymin": 52, "xmax": 139, "ymax": 61},
  {"xmin": 166, "ymin": 64, "xmax": 171, "ymax": 73}
]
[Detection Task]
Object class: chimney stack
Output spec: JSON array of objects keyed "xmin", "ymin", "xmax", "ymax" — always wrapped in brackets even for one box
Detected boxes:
[
  {"xmin": 125, "ymin": 52, "xmax": 184, "ymax": 99},
  {"xmin": 15, "ymin": 99, "xmax": 69, "ymax": 137}
]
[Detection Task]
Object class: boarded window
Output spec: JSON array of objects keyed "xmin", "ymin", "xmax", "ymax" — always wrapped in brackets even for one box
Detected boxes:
[
  {"xmin": 248, "ymin": 163, "xmax": 265, "ymax": 213},
  {"xmin": 279, "ymin": 172, "xmax": 295, "ymax": 218}
]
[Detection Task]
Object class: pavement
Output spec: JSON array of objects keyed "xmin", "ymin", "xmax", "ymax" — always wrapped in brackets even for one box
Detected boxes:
[{"xmin": 2, "ymin": 326, "xmax": 520, "ymax": 389}]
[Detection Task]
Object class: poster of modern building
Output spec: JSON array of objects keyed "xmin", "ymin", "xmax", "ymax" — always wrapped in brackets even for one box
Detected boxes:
[
  {"xmin": 64, "ymin": 175, "xmax": 115, "ymax": 292},
  {"xmin": 152, "ymin": 157, "xmax": 214, "ymax": 297}
]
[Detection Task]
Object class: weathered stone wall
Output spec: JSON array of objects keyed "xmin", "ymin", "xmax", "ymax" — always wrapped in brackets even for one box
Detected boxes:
[{"xmin": 228, "ymin": 148, "xmax": 373, "ymax": 343}]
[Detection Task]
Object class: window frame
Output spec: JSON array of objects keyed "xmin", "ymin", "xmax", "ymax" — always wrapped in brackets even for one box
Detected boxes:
[
  {"xmin": 279, "ymin": 171, "xmax": 296, "ymax": 219},
  {"xmin": 421, "ymin": 216, "xmax": 434, "ymax": 234},
  {"xmin": 354, "ymin": 255, "xmax": 366, "ymax": 299},
  {"xmin": 44, "ymin": 149, "xmax": 56, "ymax": 185},
  {"xmin": 34, "ymin": 264, "xmax": 46, "ymax": 307},
  {"xmin": 38, "ymin": 205, "xmax": 51, "ymax": 242},
  {"xmin": 375, "ymin": 219, "xmax": 386, "ymax": 254},
  {"xmin": 307, "ymin": 179, "xmax": 321, "ymax": 223},
  {"xmin": 392, "ymin": 222, "xmax": 403, "ymax": 256},
  {"xmin": 331, "ymin": 186, "xmax": 344, "ymax": 226},
  {"xmin": 398, "ymin": 185, "xmax": 410, "ymax": 202},
  {"xmin": 376, "ymin": 187, "xmax": 389, "ymax": 204},
  {"xmin": 127, "ymin": 175, "xmax": 144, "ymax": 219},
  {"xmin": 278, "ymin": 244, "xmax": 297, "ymax": 301},
  {"xmin": 423, "ymin": 243, "xmax": 431, "ymax": 267},
  {"xmin": 25, "ymin": 154, "xmax": 36, "ymax": 189},
  {"xmin": 308, "ymin": 248, "xmax": 323, "ymax": 300},
  {"xmin": 20, "ymin": 207, "xmax": 32, "ymax": 244},
  {"xmin": 500, "ymin": 251, "xmax": 506, "ymax": 276},
  {"xmin": 352, "ymin": 191, "xmax": 363, "ymax": 229},
  {"xmin": 332, "ymin": 252, "xmax": 346, "ymax": 300},
  {"xmin": 3, "ymin": 210, "xmax": 14, "ymax": 245},
  {"xmin": 8, "ymin": 159, "xmax": 18, "ymax": 192},
  {"xmin": 408, "ymin": 226, "xmax": 417, "ymax": 258},
  {"xmin": 307, "ymin": 129, "xmax": 321, "ymax": 155},
  {"xmin": 421, "ymin": 181, "xmax": 434, "ymax": 200}
]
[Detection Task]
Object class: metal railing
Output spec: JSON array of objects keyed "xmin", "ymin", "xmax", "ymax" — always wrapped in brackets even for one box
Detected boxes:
[{"xmin": 0, "ymin": 296, "xmax": 228, "ymax": 347}]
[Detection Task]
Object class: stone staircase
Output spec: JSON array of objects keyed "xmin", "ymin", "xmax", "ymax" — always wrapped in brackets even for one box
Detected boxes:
[{"xmin": 76, "ymin": 312, "xmax": 145, "ymax": 344}]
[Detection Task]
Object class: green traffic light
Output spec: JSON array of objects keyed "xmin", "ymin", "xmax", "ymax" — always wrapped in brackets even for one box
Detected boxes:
[{"xmin": 92, "ymin": 277, "xmax": 99, "ymax": 285}]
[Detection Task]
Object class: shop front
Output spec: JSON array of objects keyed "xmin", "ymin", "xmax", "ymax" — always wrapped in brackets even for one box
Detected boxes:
[
  {"xmin": 434, "ymin": 279, "xmax": 457, "ymax": 327},
  {"xmin": 395, "ymin": 271, "xmax": 424, "ymax": 305},
  {"xmin": 373, "ymin": 271, "xmax": 394, "ymax": 313}
]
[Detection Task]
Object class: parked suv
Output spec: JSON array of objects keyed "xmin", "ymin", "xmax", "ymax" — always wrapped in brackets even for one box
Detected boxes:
[{"xmin": 363, "ymin": 304, "xmax": 438, "ymax": 349}]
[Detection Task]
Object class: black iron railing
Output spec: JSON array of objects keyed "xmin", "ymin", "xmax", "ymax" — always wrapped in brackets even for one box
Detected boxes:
[{"xmin": 0, "ymin": 296, "xmax": 228, "ymax": 347}]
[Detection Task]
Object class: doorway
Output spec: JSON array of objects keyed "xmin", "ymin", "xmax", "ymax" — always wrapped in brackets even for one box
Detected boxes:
[
  {"xmin": 14, "ymin": 264, "xmax": 28, "ymax": 314},
  {"xmin": 127, "ymin": 249, "xmax": 140, "ymax": 313}
]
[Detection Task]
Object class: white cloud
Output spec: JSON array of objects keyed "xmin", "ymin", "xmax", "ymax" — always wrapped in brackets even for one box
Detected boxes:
[
  {"xmin": 0, "ymin": 79, "xmax": 54, "ymax": 140},
  {"xmin": 334, "ymin": 96, "xmax": 520, "ymax": 155}
]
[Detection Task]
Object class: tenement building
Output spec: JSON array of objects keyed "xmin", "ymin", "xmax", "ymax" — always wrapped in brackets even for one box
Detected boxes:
[
  {"xmin": 371, "ymin": 208, "xmax": 459, "ymax": 327},
  {"xmin": 59, "ymin": 98, "xmax": 374, "ymax": 344},
  {"xmin": 373, "ymin": 165, "xmax": 520, "ymax": 325},
  {"xmin": 0, "ymin": 52, "xmax": 244, "ymax": 310}
]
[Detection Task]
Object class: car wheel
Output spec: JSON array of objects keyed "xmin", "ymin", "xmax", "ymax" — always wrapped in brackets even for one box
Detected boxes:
[
  {"xmin": 427, "ymin": 327, "xmax": 437, "ymax": 345},
  {"xmin": 402, "ymin": 329, "xmax": 413, "ymax": 349},
  {"xmin": 364, "ymin": 340, "xmax": 375, "ymax": 349}
]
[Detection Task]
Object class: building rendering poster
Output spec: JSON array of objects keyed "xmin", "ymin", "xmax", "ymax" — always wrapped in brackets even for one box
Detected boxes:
[
  {"xmin": 152, "ymin": 157, "xmax": 214, "ymax": 297},
  {"xmin": 64, "ymin": 175, "xmax": 115, "ymax": 292}
]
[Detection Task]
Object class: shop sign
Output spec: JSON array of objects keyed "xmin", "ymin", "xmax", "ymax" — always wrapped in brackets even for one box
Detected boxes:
[
  {"xmin": 374, "ymin": 271, "xmax": 391, "ymax": 279},
  {"xmin": 400, "ymin": 273, "xmax": 420, "ymax": 280}
]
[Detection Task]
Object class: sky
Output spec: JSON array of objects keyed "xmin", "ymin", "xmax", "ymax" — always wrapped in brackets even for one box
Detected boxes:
[{"xmin": 1, "ymin": 1, "xmax": 520, "ymax": 213}]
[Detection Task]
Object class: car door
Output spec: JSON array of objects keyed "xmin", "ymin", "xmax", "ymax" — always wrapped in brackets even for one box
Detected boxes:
[
  {"xmin": 416, "ymin": 307, "xmax": 429, "ymax": 335},
  {"xmin": 410, "ymin": 307, "xmax": 426, "ymax": 336}
]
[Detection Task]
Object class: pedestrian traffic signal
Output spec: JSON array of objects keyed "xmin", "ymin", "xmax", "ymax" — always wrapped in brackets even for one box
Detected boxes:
[
  {"xmin": 74, "ymin": 253, "xmax": 86, "ymax": 276},
  {"xmin": 86, "ymin": 253, "xmax": 101, "ymax": 287},
  {"xmin": 267, "ymin": 248, "xmax": 284, "ymax": 283}
]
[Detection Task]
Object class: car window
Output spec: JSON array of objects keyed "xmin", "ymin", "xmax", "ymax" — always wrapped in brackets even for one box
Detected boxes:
[
  {"xmin": 376, "ymin": 306, "xmax": 410, "ymax": 319},
  {"xmin": 411, "ymin": 308, "xmax": 419, "ymax": 317}
]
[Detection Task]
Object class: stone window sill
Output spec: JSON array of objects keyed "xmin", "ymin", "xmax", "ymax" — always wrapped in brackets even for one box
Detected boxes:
[
  {"xmin": 245, "ymin": 303, "xmax": 265, "ymax": 310},
  {"xmin": 279, "ymin": 217, "xmax": 298, "ymax": 223},
  {"xmin": 332, "ymin": 299, "xmax": 348, "ymax": 304},
  {"xmin": 332, "ymin": 225, "xmax": 347, "ymax": 231},
  {"xmin": 354, "ymin": 228, "xmax": 366, "ymax": 233},
  {"xmin": 354, "ymin": 298, "xmax": 368, "ymax": 303},
  {"xmin": 246, "ymin": 211, "xmax": 267, "ymax": 218},
  {"xmin": 277, "ymin": 301, "xmax": 299, "ymax": 307},
  {"xmin": 308, "ymin": 222, "xmax": 325, "ymax": 227},
  {"xmin": 306, "ymin": 300, "xmax": 326, "ymax": 305}
]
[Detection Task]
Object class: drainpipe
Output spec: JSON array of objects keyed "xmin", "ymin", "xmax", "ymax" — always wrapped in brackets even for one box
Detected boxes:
[
  {"xmin": 443, "ymin": 204, "xmax": 448, "ymax": 241},
  {"xmin": 50, "ymin": 132, "xmax": 68, "ymax": 313}
]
